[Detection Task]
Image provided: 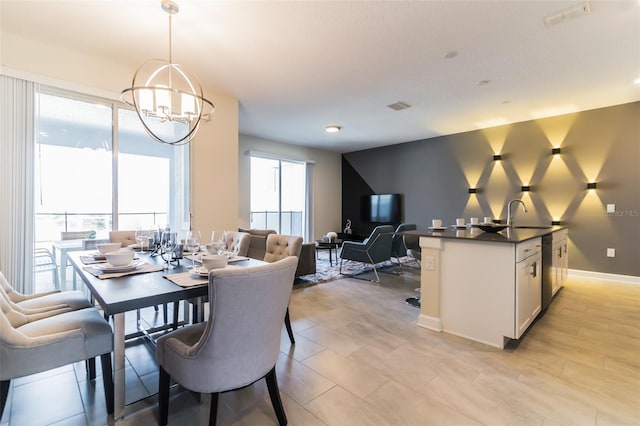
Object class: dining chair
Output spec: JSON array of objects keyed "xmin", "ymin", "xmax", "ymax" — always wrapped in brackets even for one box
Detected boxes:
[
  {"xmin": 264, "ymin": 233, "xmax": 303, "ymax": 345},
  {"xmin": 156, "ymin": 256, "xmax": 298, "ymax": 426},
  {"xmin": 221, "ymin": 230, "xmax": 251, "ymax": 257},
  {"xmin": 0, "ymin": 297, "xmax": 114, "ymax": 418},
  {"xmin": 0, "ymin": 271, "xmax": 93, "ymax": 312}
]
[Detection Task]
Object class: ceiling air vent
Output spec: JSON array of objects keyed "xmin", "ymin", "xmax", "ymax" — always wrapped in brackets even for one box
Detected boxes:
[{"xmin": 387, "ymin": 101, "xmax": 411, "ymax": 111}]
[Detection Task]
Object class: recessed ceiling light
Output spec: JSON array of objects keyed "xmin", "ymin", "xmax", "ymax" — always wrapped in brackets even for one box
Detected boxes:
[
  {"xmin": 477, "ymin": 80, "xmax": 491, "ymax": 86},
  {"xmin": 444, "ymin": 51, "xmax": 458, "ymax": 59},
  {"xmin": 502, "ymin": 100, "xmax": 511, "ymax": 104},
  {"xmin": 325, "ymin": 125, "xmax": 341, "ymax": 133}
]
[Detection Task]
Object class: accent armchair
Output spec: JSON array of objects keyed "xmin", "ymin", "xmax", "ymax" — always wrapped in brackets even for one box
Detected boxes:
[
  {"xmin": 156, "ymin": 257, "xmax": 298, "ymax": 426},
  {"xmin": 339, "ymin": 225, "xmax": 395, "ymax": 282},
  {"xmin": 391, "ymin": 223, "xmax": 417, "ymax": 270}
]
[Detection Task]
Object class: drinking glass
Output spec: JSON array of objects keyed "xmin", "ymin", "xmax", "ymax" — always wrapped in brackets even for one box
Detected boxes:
[
  {"xmin": 161, "ymin": 231, "xmax": 177, "ymax": 270},
  {"xmin": 210, "ymin": 231, "xmax": 226, "ymax": 255},
  {"xmin": 135, "ymin": 228, "xmax": 150, "ymax": 253},
  {"xmin": 185, "ymin": 231, "xmax": 201, "ymax": 269}
]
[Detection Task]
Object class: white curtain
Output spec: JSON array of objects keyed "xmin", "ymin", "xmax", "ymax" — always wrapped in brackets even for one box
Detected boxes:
[{"xmin": 0, "ymin": 75, "xmax": 36, "ymax": 294}]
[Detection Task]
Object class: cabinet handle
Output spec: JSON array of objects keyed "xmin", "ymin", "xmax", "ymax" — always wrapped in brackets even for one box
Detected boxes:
[
  {"xmin": 530, "ymin": 262, "xmax": 537, "ymax": 278},
  {"xmin": 558, "ymin": 247, "xmax": 562, "ymax": 258}
]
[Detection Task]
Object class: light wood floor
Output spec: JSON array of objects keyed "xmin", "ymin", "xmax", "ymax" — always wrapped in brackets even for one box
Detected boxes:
[{"xmin": 2, "ymin": 265, "xmax": 639, "ymax": 425}]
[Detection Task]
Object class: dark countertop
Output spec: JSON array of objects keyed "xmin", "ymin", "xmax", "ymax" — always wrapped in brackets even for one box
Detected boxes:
[{"xmin": 403, "ymin": 225, "xmax": 567, "ymax": 244}]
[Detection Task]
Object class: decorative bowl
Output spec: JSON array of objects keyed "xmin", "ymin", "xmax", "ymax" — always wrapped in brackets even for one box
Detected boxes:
[
  {"xmin": 97, "ymin": 242, "xmax": 122, "ymax": 254},
  {"xmin": 202, "ymin": 255, "xmax": 228, "ymax": 271},
  {"xmin": 477, "ymin": 224, "xmax": 509, "ymax": 233},
  {"xmin": 105, "ymin": 250, "xmax": 134, "ymax": 266}
]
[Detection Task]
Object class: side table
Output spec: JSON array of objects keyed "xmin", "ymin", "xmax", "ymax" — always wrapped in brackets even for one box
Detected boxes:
[{"xmin": 315, "ymin": 240, "xmax": 342, "ymax": 266}]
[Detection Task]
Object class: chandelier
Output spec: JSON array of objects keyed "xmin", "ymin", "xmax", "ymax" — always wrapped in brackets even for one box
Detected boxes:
[{"xmin": 121, "ymin": 0, "xmax": 214, "ymax": 145}]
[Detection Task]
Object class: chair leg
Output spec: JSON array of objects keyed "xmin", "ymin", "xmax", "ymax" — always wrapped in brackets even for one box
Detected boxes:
[
  {"xmin": 265, "ymin": 367, "xmax": 287, "ymax": 426},
  {"xmin": 208, "ymin": 392, "xmax": 219, "ymax": 426},
  {"xmin": 284, "ymin": 307, "xmax": 295, "ymax": 345},
  {"xmin": 100, "ymin": 353, "xmax": 114, "ymax": 415},
  {"xmin": 87, "ymin": 358, "xmax": 96, "ymax": 380},
  {"xmin": 159, "ymin": 366, "xmax": 171, "ymax": 426},
  {"xmin": 0, "ymin": 380, "xmax": 10, "ymax": 420}
]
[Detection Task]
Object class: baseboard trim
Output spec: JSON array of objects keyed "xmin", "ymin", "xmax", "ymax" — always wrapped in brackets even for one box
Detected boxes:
[
  {"xmin": 569, "ymin": 269, "xmax": 640, "ymax": 285},
  {"xmin": 417, "ymin": 314, "xmax": 442, "ymax": 331}
]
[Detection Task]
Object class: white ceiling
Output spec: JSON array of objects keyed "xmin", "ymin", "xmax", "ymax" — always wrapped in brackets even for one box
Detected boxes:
[{"xmin": 2, "ymin": 0, "xmax": 639, "ymax": 153}]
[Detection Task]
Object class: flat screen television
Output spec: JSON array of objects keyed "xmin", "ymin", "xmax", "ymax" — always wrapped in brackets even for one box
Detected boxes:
[{"xmin": 361, "ymin": 193, "xmax": 401, "ymax": 223}]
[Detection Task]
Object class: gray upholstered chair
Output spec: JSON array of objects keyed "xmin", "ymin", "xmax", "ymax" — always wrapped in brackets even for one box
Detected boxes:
[
  {"xmin": 0, "ymin": 296, "xmax": 114, "ymax": 417},
  {"xmin": 238, "ymin": 228, "xmax": 277, "ymax": 260},
  {"xmin": 222, "ymin": 231, "xmax": 251, "ymax": 257},
  {"xmin": 391, "ymin": 223, "xmax": 417, "ymax": 270},
  {"xmin": 1, "ymin": 271, "xmax": 92, "ymax": 312},
  {"xmin": 339, "ymin": 225, "xmax": 395, "ymax": 282},
  {"xmin": 264, "ymin": 234, "xmax": 303, "ymax": 345},
  {"xmin": 156, "ymin": 257, "xmax": 298, "ymax": 426}
]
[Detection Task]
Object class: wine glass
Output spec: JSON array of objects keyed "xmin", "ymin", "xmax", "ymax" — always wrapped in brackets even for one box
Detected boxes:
[
  {"xmin": 210, "ymin": 231, "xmax": 226, "ymax": 255},
  {"xmin": 135, "ymin": 228, "xmax": 150, "ymax": 253},
  {"xmin": 161, "ymin": 231, "xmax": 177, "ymax": 270},
  {"xmin": 185, "ymin": 231, "xmax": 201, "ymax": 269}
]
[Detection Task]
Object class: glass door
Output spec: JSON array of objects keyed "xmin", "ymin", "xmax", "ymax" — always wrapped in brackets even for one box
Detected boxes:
[{"xmin": 250, "ymin": 156, "xmax": 307, "ymax": 238}]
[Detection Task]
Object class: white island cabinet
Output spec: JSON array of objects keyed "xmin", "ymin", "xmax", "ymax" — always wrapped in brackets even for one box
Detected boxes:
[{"xmin": 411, "ymin": 227, "xmax": 566, "ymax": 349}]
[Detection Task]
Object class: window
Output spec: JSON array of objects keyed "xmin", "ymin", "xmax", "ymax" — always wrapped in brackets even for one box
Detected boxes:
[
  {"xmin": 34, "ymin": 88, "xmax": 189, "ymax": 289},
  {"xmin": 249, "ymin": 155, "xmax": 311, "ymax": 240}
]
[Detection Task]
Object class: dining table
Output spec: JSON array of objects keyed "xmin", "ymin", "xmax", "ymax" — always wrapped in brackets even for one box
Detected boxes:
[{"xmin": 68, "ymin": 249, "xmax": 264, "ymax": 420}]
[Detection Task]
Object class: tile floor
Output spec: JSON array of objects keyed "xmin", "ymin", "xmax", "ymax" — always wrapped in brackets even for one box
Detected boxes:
[{"xmin": 2, "ymin": 260, "xmax": 639, "ymax": 425}]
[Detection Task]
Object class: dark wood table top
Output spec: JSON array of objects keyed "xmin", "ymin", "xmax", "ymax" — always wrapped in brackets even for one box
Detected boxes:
[{"xmin": 69, "ymin": 251, "xmax": 264, "ymax": 316}]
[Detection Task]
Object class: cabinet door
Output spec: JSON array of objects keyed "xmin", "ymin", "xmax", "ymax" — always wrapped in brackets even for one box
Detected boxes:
[
  {"xmin": 552, "ymin": 241, "xmax": 562, "ymax": 296},
  {"xmin": 530, "ymin": 255, "xmax": 542, "ymax": 319},
  {"xmin": 516, "ymin": 254, "xmax": 542, "ymax": 338}
]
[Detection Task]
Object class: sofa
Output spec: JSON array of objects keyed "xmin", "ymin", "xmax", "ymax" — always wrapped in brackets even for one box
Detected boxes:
[{"xmin": 239, "ymin": 228, "xmax": 316, "ymax": 277}]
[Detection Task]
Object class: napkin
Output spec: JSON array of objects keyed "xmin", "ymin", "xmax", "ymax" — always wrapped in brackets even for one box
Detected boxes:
[
  {"xmin": 163, "ymin": 271, "xmax": 208, "ymax": 287},
  {"xmin": 84, "ymin": 262, "xmax": 163, "ymax": 279}
]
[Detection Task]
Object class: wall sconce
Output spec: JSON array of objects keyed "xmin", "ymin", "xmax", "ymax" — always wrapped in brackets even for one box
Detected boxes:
[
  {"xmin": 586, "ymin": 182, "xmax": 597, "ymax": 190},
  {"xmin": 551, "ymin": 147, "xmax": 561, "ymax": 155},
  {"xmin": 521, "ymin": 185, "xmax": 531, "ymax": 192},
  {"xmin": 551, "ymin": 220, "xmax": 561, "ymax": 226},
  {"xmin": 493, "ymin": 154, "xmax": 502, "ymax": 161},
  {"xmin": 468, "ymin": 188, "xmax": 478, "ymax": 194}
]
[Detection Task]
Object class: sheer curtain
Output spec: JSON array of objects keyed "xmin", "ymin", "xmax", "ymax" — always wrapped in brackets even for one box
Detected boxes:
[{"xmin": 0, "ymin": 75, "xmax": 36, "ymax": 294}]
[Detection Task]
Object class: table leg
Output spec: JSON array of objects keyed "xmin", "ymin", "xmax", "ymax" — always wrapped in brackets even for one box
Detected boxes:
[
  {"xmin": 60, "ymin": 251, "xmax": 68, "ymax": 290},
  {"xmin": 329, "ymin": 248, "xmax": 333, "ymax": 266},
  {"xmin": 113, "ymin": 313, "xmax": 126, "ymax": 419}
]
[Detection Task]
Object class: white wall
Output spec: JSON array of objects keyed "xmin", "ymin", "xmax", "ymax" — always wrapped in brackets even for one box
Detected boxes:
[
  {"xmin": 239, "ymin": 134, "xmax": 342, "ymax": 241},
  {"xmin": 1, "ymin": 32, "xmax": 239, "ymax": 238}
]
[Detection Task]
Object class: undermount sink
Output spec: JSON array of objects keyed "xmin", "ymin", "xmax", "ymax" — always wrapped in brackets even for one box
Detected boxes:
[{"xmin": 512, "ymin": 226, "xmax": 552, "ymax": 229}]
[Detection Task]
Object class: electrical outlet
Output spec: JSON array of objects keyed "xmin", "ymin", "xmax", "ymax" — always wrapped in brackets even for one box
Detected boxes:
[
  {"xmin": 424, "ymin": 256, "xmax": 435, "ymax": 270},
  {"xmin": 607, "ymin": 248, "xmax": 616, "ymax": 258},
  {"xmin": 607, "ymin": 204, "xmax": 615, "ymax": 213}
]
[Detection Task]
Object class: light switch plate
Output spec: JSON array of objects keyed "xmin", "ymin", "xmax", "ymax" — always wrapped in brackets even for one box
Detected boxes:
[
  {"xmin": 607, "ymin": 204, "xmax": 615, "ymax": 213},
  {"xmin": 424, "ymin": 256, "xmax": 435, "ymax": 270},
  {"xmin": 607, "ymin": 248, "xmax": 616, "ymax": 257}
]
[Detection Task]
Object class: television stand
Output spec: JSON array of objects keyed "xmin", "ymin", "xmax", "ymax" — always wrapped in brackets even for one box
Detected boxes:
[{"xmin": 338, "ymin": 233, "xmax": 367, "ymax": 242}]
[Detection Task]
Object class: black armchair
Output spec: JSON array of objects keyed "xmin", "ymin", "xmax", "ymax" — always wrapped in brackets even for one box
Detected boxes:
[{"xmin": 339, "ymin": 225, "xmax": 394, "ymax": 282}]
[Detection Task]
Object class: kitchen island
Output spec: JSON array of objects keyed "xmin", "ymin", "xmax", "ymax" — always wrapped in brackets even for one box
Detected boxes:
[{"xmin": 404, "ymin": 226, "xmax": 568, "ymax": 348}]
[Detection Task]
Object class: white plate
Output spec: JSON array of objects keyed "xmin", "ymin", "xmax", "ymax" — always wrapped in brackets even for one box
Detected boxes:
[
  {"xmin": 191, "ymin": 267, "xmax": 210, "ymax": 276},
  {"xmin": 451, "ymin": 225, "xmax": 467, "ymax": 229},
  {"xmin": 94, "ymin": 260, "xmax": 142, "ymax": 273},
  {"xmin": 428, "ymin": 226, "xmax": 447, "ymax": 231}
]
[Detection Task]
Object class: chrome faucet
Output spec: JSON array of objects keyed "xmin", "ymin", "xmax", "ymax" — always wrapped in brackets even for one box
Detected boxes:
[{"xmin": 507, "ymin": 199, "xmax": 528, "ymax": 227}]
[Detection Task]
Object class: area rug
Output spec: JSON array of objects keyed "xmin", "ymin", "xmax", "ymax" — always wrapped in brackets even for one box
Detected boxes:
[{"xmin": 294, "ymin": 250, "xmax": 398, "ymax": 288}]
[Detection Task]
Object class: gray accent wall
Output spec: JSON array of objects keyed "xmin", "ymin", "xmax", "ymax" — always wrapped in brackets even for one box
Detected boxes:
[{"xmin": 343, "ymin": 102, "xmax": 640, "ymax": 277}]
